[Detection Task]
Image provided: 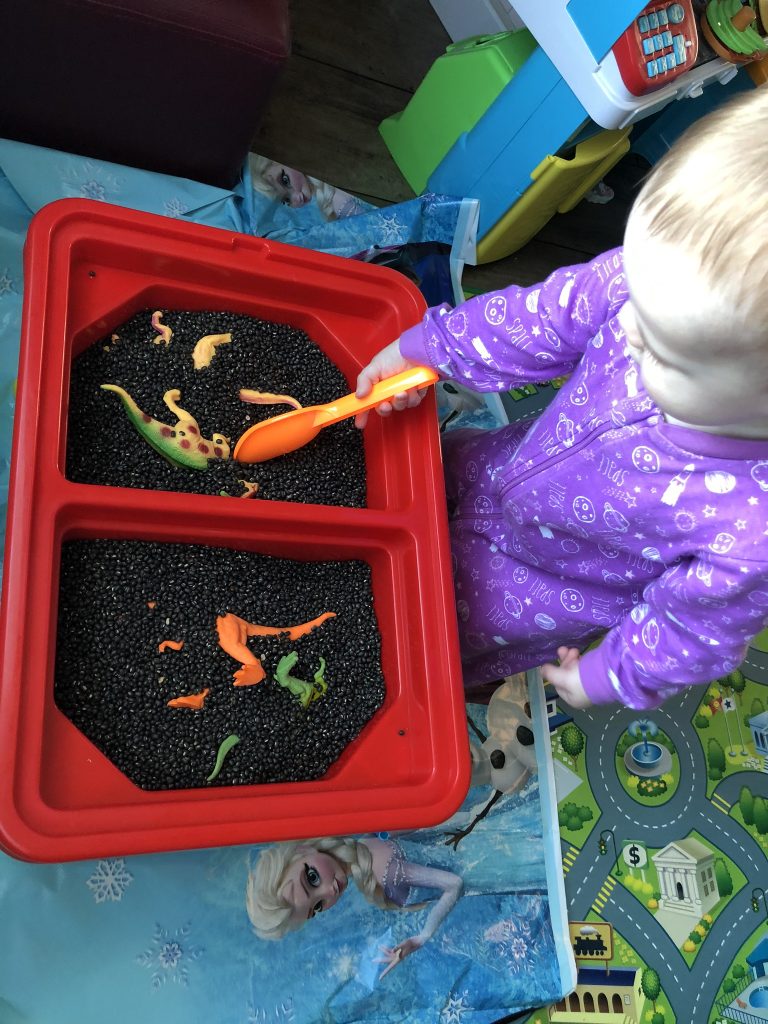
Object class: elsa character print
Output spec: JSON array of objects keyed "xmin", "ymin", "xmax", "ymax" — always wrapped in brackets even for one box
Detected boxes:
[
  {"xmin": 250, "ymin": 155, "xmax": 366, "ymax": 220},
  {"xmin": 246, "ymin": 835, "xmax": 462, "ymax": 977}
]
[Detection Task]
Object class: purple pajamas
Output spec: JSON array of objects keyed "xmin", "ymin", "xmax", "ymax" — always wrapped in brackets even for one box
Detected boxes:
[{"xmin": 400, "ymin": 249, "xmax": 768, "ymax": 709}]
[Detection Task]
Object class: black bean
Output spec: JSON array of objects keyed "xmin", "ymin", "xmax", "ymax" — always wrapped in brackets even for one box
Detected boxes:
[
  {"xmin": 55, "ymin": 538, "xmax": 385, "ymax": 788},
  {"xmin": 56, "ymin": 308, "xmax": 384, "ymax": 789},
  {"xmin": 66, "ymin": 309, "xmax": 366, "ymax": 507}
]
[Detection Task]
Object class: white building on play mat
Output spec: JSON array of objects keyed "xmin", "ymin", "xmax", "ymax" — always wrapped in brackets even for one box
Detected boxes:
[{"xmin": 652, "ymin": 838, "xmax": 719, "ymax": 918}]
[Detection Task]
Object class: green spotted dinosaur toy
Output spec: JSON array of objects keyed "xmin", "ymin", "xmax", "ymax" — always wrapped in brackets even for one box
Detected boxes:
[
  {"xmin": 275, "ymin": 652, "xmax": 328, "ymax": 709},
  {"xmin": 101, "ymin": 384, "xmax": 230, "ymax": 471}
]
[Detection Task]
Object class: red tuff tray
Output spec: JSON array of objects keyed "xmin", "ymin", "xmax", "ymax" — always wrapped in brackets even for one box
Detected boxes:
[{"xmin": 0, "ymin": 199, "xmax": 469, "ymax": 862}]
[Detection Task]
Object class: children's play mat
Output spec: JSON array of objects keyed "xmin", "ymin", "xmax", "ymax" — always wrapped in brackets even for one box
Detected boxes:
[
  {"xmin": 0, "ymin": 142, "xmax": 767, "ymax": 1024},
  {"xmin": 522, "ymin": 636, "xmax": 768, "ymax": 1024}
]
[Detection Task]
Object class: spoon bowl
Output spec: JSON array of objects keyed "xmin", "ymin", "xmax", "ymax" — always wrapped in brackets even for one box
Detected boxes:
[{"xmin": 233, "ymin": 365, "xmax": 438, "ymax": 463}]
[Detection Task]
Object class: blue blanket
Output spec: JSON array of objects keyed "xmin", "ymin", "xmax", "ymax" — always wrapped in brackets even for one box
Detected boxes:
[{"xmin": 0, "ymin": 681, "xmax": 572, "ymax": 1024}]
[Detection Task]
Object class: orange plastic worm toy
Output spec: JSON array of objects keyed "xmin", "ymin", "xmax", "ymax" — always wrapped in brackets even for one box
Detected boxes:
[
  {"xmin": 215, "ymin": 611, "xmax": 336, "ymax": 686},
  {"xmin": 167, "ymin": 689, "xmax": 210, "ymax": 710}
]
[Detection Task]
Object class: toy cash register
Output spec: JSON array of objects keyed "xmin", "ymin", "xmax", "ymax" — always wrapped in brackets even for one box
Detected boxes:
[
  {"xmin": 613, "ymin": 2, "xmax": 699, "ymax": 94},
  {"xmin": 510, "ymin": 0, "xmax": 739, "ymax": 126}
]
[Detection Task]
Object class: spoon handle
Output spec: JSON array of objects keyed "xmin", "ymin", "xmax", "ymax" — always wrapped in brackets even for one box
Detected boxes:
[{"xmin": 317, "ymin": 366, "xmax": 439, "ymax": 426}]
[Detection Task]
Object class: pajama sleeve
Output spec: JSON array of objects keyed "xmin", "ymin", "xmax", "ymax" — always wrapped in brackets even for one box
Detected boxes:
[
  {"xmin": 579, "ymin": 554, "xmax": 768, "ymax": 710},
  {"xmin": 398, "ymin": 247, "xmax": 626, "ymax": 392}
]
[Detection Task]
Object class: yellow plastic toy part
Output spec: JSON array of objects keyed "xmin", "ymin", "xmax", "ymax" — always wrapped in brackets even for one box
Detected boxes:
[
  {"xmin": 476, "ymin": 127, "xmax": 632, "ymax": 265},
  {"xmin": 747, "ymin": 59, "xmax": 768, "ymax": 85}
]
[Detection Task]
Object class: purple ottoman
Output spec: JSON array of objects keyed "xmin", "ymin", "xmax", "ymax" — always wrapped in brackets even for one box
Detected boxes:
[{"xmin": 0, "ymin": 0, "xmax": 291, "ymax": 188}]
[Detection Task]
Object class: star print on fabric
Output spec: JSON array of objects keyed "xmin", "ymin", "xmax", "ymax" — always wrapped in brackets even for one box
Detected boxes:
[
  {"xmin": 748, "ymin": 496, "xmax": 759, "ymax": 505},
  {"xmin": 740, "ymin": 566, "xmax": 750, "ymax": 574},
  {"xmin": 735, "ymin": 520, "xmax": 747, "ymax": 530},
  {"xmin": 531, "ymin": 325, "xmax": 541, "ymax": 336},
  {"xmin": 524, "ymin": 597, "xmax": 533, "ymax": 606},
  {"xmin": 632, "ymin": 634, "xmax": 640, "ymax": 645},
  {"xmin": 702, "ymin": 505, "xmax": 717, "ymax": 517}
]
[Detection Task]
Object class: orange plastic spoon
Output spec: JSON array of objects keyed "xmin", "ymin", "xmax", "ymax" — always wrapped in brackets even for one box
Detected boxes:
[{"xmin": 233, "ymin": 365, "xmax": 438, "ymax": 464}]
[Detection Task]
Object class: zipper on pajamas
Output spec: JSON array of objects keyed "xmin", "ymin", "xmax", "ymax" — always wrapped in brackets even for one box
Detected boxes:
[
  {"xmin": 498, "ymin": 420, "xmax": 612, "ymax": 503},
  {"xmin": 450, "ymin": 510, "xmax": 507, "ymax": 524}
]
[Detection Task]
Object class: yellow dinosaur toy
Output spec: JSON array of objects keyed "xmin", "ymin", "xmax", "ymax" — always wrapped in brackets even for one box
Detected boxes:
[{"xmin": 101, "ymin": 384, "xmax": 230, "ymax": 470}]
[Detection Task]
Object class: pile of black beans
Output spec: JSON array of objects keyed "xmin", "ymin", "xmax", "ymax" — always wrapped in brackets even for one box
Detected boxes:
[
  {"xmin": 54, "ymin": 539, "xmax": 385, "ymax": 790},
  {"xmin": 66, "ymin": 309, "xmax": 367, "ymax": 507}
]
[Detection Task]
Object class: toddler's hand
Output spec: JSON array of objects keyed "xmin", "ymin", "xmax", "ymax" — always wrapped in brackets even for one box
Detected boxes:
[
  {"xmin": 354, "ymin": 340, "xmax": 425, "ymax": 429},
  {"xmin": 542, "ymin": 647, "xmax": 592, "ymax": 710}
]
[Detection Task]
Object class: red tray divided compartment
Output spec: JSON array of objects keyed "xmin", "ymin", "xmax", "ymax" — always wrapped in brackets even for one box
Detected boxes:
[{"xmin": 0, "ymin": 199, "xmax": 470, "ymax": 861}]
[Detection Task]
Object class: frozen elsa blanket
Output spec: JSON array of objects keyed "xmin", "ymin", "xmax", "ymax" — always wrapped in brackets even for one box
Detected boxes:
[{"xmin": 0, "ymin": 673, "xmax": 573, "ymax": 1024}]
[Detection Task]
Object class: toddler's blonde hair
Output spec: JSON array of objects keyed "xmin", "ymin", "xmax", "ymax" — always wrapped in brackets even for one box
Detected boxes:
[{"xmin": 627, "ymin": 87, "xmax": 768, "ymax": 325}]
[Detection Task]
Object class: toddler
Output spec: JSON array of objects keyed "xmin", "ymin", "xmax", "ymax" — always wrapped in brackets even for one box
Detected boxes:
[{"xmin": 355, "ymin": 87, "xmax": 768, "ymax": 711}]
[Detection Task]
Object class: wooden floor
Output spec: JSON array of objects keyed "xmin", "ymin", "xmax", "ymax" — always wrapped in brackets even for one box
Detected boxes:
[{"xmin": 252, "ymin": 0, "xmax": 649, "ymax": 293}]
